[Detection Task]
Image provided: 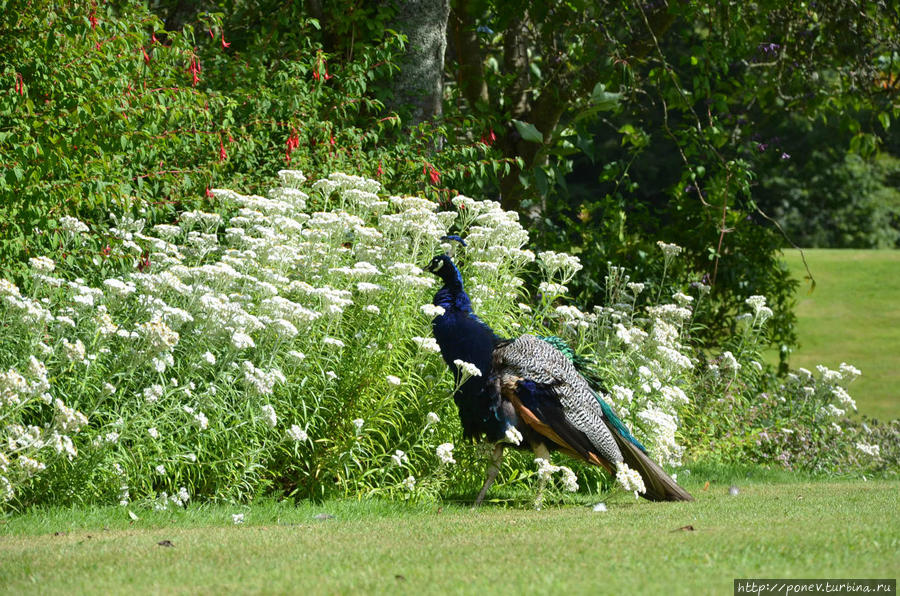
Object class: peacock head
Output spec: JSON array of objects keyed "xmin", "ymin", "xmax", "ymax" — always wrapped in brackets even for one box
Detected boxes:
[{"xmin": 425, "ymin": 254, "xmax": 463, "ymax": 286}]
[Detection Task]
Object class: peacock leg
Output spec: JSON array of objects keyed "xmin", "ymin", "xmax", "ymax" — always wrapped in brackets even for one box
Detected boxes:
[
  {"xmin": 532, "ymin": 443, "xmax": 552, "ymax": 510},
  {"xmin": 473, "ymin": 443, "xmax": 505, "ymax": 508}
]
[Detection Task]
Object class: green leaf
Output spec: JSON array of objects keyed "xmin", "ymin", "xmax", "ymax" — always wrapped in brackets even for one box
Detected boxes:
[
  {"xmin": 877, "ymin": 112, "xmax": 890, "ymax": 131},
  {"xmin": 590, "ymin": 83, "xmax": 621, "ymax": 111},
  {"xmin": 512, "ymin": 119, "xmax": 543, "ymax": 144}
]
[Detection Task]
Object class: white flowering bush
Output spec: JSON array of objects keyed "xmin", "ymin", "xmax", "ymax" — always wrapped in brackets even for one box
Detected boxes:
[
  {"xmin": 0, "ymin": 171, "xmax": 544, "ymax": 508},
  {"xmin": 1, "ymin": 171, "xmax": 893, "ymax": 510}
]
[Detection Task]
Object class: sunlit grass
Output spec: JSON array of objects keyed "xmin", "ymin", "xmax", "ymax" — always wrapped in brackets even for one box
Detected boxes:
[
  {"xmin": 778, "ymin": 249, "xmax": 900, "ymax": 420},
  {"xmin": 1, "ymin": 471, "xmax": 896, "ymax": 594}
]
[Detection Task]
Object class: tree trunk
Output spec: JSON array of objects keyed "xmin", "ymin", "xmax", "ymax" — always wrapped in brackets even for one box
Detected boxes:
[{"xmin": 387, "ymin": 0, "xmax": 451, "ymax": 126}]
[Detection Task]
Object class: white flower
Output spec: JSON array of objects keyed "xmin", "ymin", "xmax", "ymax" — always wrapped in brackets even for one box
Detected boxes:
[
  {"xmin": 352, "ymin": 418, "xmax": 364, "ymax": 432},
  {"xmin": 534, "ymin": 457, "xmax": 557, "ymax": 481},
  {"xmin": 656, "ymin": 241, "xmax": 683, "ymax": 258},
  {"xmin": 323, "ymin": 337, "xmax": 345, "ymax": 349},
  {"xmin": 287, "ymin": 424, "xmax": 308, "ymax": 442},
  {"xmin": 386, "ymin": 375, "xmax": 402, "ymax": 386},
  {"xmin": 436, "ymin": 442, "xmax": 456, "ymax": 464},
  {"xmin": 538, "ymin": 282, "xmax": 568, "ymax": 296},
  {"xmin": 832, "ymin": 386, "xmax": 857, "ymax": 412},
  {"xmin": 357, "ymin": 282, "xmax": 382, "ymax": 293},
  {"xmin": 615, "ymin": 461, "xmax": 646, "ymax": 495},
  {"xmin": 287, "ymin": 350, "xmax": 306, "ymax": 362},
  {"xmin": 192, "ymin": 410, "xmax": 209, "ymax": 430},
  {"xmin": 855, "ymin": 442, "xmax": 880, "ymax": 457},
  {"xmin": 59, "ymin": 215, "xmax": 89, "ymax": 234},
  {"xmin": 592, "ymin": 502, "xmax": 608, "ymax": 512},
  {"xmin": 391, "ymin": 450, "xmax": 408, "ymax": 466},
  {"xmin": 504, "ymin": 426, "xmax": 523, "ymax": 446},
  {"xmin": 412, "ymin": 336, "xmax": 441, "ymax": 353},
  {"xmin": 231, "ymin": 331, "xmax": 255, "ymax": 350},
  {"xmin": 156, "ymin": 464, "xmax": 166, "ymax": 476},
  {"xmin": 232, "ymin": 513, "xmax": 245, "ymax": 525},
  {"xmin": 148, "ymin": 427, "xmax": 159, "ymax": 439},
  {"xmin": 420, "ymin": 304, "xmax": 446, "ymax": 318},
  {"xmin": 29, "ymin": 256, "xmax": 56, "ymax": 273},
  {"xmin": 62, "ymin": 338, "xmax": 87, "ymax": 363},
  {"xmin": 261, "ymin": 404, "xmax": 278, "ymax": 428},
  {"xmin": 203, "ymin": 351, "xmax": 216, "ymax": 365},
  {"xmin": 626, "ymin": 282, "xmax": 645, "ymax": 295},
  {"xmin": 402, "ymin": 475, "xmax": 416, "ymax": 491},
  {"xmin": 557, "ymin": 466, "xmax": 579, "ymax": 492},
  {"xmin": 839, "ymin": 362, "xmax": 861, "ymax": 382},
  {"xmin": 365, "ymin": 305, "xmax": 381, "ymax": 315},
  {"xmin": 453, "ymin": 359, "xmax": 482, "ymax": 378},
  {"xmin": 143, "ymin": 384, "xmax": 163, "ymax": 403},
  {"xmin": 426, "ymin": 412, "xmax": 440, "ymax": 425},
  {"xmin": 720, "ymin": 351, "xmax": 741, "ymax": 371}
]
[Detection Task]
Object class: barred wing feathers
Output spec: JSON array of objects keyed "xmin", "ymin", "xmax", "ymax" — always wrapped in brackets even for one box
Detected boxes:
[{"xmin": 493, "ymin": 335, "xmax": 623, "ymax": 467}]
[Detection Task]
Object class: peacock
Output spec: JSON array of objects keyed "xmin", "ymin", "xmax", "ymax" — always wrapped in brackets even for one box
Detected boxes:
[{"xmin": 424, "ymin": 246, "xmax": 693, "ymax": 505}]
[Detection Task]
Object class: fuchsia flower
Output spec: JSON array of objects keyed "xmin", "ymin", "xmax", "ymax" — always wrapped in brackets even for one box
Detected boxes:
[{"xmin": 188, "ymin": 54, "xmax": 201, "ymax": 86}]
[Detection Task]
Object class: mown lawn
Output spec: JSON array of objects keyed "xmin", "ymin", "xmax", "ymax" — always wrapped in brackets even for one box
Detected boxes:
[
  {"xmin": 778, "ymin": 249, "xmax": 900, "ymax": 421},
  {"xmin": 2, "ymin": 471, "xmax": 897, "ymax": 594}
]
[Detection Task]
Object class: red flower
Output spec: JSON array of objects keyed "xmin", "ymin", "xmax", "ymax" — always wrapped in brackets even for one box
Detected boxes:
[
  {"xmin": 188, "ymin": 55, "xmax": 201, "ymax": 86},
  {"xmin": 142, "ymin": 47, "xmax": 151, "ymax": 65},
  {"xmin": 285, "ymin": 129, "xmax": 300, "ymax": 163},
  {"xmin": 219, "ymin": 139, "xmax": 227, "ymax": 161},
  {"xmin": 138, "ymin": 252, "xmax": 151, "ymax": 272},
  {"xmin": 89, "ymin": 11, "xmax": 98, "ymax": 29},
  {"xmin": 429, "ymin": 167, "xmax": 440, "ymax": 185},
  {"xmin": 376, "ymin": 162, "xmax": 383, "ymax": 177},
  {"xmin": 151, "ymin": 33, "xmax": 159, "ymax": 44},
  {"xmin": 101, "ymin": 244, "xmax": 111, "ymax": 257},
  {"xmin": 14, "ymin": 72, "xmax": 23, "ymax": 96},
  {"xmin": 221, "ymin": 32, "xmax": 230, "ymax": 49},
  {"xmin": 208, "ymin": 28, "xmax": 215, "ymax": 39},
  {"xmin": 329, "ymin": 134, "xmax": 336, "ymax": 146},
  {"xmin": 205, "ymin": 187, "xmax": 215, "ymax": 198}
]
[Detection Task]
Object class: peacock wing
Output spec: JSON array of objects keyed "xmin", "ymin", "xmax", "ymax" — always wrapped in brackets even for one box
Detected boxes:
[{"xmin": 493, "ymin": 335, "xmax": 623, "ymax": 469}]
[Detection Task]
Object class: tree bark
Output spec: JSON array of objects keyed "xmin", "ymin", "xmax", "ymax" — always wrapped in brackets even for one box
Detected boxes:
[
  {"xmin": 449, "ymin": 0, "xmax": 488, "ymax": 108},
  {"xmin": 388, "ymin": 0, "xmax": 451, "ymax": 126}
]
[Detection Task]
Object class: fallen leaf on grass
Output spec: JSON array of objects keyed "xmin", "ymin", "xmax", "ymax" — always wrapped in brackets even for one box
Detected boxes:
[
  {"xmin": 157, "ymin": 540, "xmax": 174, "ymax": 548},
  {"xmin": 395, "ymin": 575, "xmax": 406, "ymax": 582},
  {"xmin": 672, "ymin": 525, "xmax": 695, "ymax": 532},
  {"xmin": 702, "ymin": 481, "xmax": 710, "ymax": 491}
]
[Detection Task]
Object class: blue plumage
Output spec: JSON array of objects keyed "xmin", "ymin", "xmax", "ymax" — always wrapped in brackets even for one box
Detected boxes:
[{"xmin": 426, "ymin": 254, "xmax": 508, "ymax": 441}]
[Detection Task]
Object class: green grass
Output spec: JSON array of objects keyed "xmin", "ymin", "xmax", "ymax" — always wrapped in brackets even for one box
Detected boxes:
[
  {"xmin": 2, "ymin": 473, "xmax": 898, "ymax": 594},
  {"xmin": 778, "ymin": 249, "xmax": 900, "ymax": 421}
]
